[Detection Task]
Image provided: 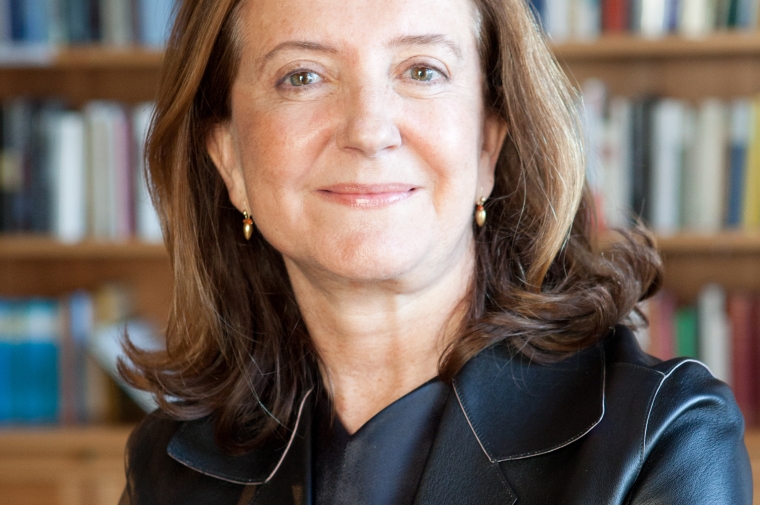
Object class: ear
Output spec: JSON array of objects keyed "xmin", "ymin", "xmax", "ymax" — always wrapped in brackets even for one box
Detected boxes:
[
  {"xmin": 206, "ymin": 122, "xmax": 250, "ymax": 213},
  {"xmin": 477, "ymin": 112, "xmax": 508, "ymax": 199}
]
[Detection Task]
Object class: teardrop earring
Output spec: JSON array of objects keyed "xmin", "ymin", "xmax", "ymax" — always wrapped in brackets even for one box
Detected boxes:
[
  {"xmin": 475, "ymin": 197, "xmax": 487, "ymax": 227},
  {"xmin": 242, "ymin": 211, "xmax": 253, "ymax": 240}
]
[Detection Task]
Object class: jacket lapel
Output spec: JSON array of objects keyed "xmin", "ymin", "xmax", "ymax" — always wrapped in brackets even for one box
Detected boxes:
[
  {"xmin": 412, "ymin": 390, "xmax": 517, "ymax": 505},
  {"xmin": 167, "ymin": 389, "xmax": 314, "ymax": 505},
  {"xmin": 415, "ymin": 342, "xmax": 605, "ymax": 504}
]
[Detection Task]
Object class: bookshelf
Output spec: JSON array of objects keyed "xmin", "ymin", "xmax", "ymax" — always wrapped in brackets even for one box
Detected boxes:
[{"xmin": 3, "ymin": 34, "xmax": 760, "ymax": 502}]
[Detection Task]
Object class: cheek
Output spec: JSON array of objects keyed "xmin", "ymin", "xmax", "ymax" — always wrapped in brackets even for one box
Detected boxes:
[
  {"xmin": 400, "ymin": 96, "xmax": 484, "ymax": 209},
  {"xmin": 232, "ymin": 99, "xmax": 336, "ymax": 227}
]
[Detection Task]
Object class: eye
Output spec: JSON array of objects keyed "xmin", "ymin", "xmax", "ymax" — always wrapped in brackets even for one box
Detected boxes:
[
  {"xmin": 288, "ymin": 71, "xmax": 321, "ymax": 87},
  {"xmin": 409, "ymin": 66, "xmax": 441, "ymax": 82}
]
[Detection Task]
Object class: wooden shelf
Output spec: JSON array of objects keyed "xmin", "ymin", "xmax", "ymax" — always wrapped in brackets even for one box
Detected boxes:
[
  {"xmin": 554, "ymin": 32, "xmax": 760, "ymax": 60},
  {"xmin": 0, "ymin": 237, "xmax": 172, "ymax": 324},
  {"xmin": 552, "ymin": 33, "xmax": 760, "ymax": 99},
  {"xmin": 655, "ymin": 231, "xmax": 760, "ymax": 254},
  {"xmin": 0, "ymin": 426, "xmax": 132, "ymax": 505},
  {"xmin": 0, "ymin": 236, "xmax": 167, "ymax": 261}
]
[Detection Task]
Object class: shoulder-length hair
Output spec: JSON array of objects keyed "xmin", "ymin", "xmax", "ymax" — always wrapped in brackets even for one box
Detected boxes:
[{"xmin": 121, "ymin": 0, "xmax": 661, "ymax": 452}]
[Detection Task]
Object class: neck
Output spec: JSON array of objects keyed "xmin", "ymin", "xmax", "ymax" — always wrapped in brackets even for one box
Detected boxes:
[{"xmin": 284, "ymin": 243, "xmax": 474, "ymax": 434}]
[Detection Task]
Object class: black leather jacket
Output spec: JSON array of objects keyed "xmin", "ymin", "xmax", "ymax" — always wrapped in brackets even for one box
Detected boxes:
[{"xmin": 120, "ymin": 326, "xmax": 753, "ymax": 504}]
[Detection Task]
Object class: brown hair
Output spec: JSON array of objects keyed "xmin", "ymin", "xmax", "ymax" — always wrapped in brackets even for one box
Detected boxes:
[{"xmin": 121, "ymin": 0, "xmax": 662, "ymax": 452}]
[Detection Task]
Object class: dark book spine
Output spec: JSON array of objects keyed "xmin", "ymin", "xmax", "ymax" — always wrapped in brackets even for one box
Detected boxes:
[{"xmin": 631, "ymin": 97, "xmax": 655, "ymax": 224}]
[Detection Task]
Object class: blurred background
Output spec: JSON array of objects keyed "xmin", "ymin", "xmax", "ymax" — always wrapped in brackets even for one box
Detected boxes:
[{"xmin": 2, "ymin": 0, "xmax": 760, "ymax": 503}]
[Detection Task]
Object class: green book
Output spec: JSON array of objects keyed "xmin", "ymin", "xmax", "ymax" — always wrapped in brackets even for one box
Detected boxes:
[{"xmin": 675, "ymin": 306, "xmax": 699, "ymax": 359}]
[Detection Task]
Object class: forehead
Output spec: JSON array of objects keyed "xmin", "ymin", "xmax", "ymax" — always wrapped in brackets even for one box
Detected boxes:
[{"xmin": 237, "ymin": 0, "xmax": 479, "ymax": 56}]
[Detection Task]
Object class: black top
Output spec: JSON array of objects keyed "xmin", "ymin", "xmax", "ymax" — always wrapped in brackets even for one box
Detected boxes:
[{"xmin": 313, "ymin": 379, "xmax": 449, "ymax": 505}]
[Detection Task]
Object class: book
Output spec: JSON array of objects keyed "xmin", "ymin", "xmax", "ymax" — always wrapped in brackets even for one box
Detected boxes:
[
  {"xmin": 727, "ymin": 292, "xmax": 756, "ymax": 423},
  {"xmin": 698, "ymin": 284, "xmax": 731, "ymax": 384},
  {"xmin": 743, "ymin": 98, "xmax": 760, "ymax": 228},
  {"xmin": 650, "ymin": 99, "xmax": 685, "ymax": 234},
  {"xmin": 133, "ymin": 103, "xmax": 163, "ymax": 242},
  {"xmin": 13, "ymin": 299, "xmax": 60, "ymax": 424},
  {"xmin": 601, "ymin": 97, "xmax": 633, "ymax": 228},
  {"xmin": 544, "ymin": 0, "xmax": 572, "ymax": 42},
  {"xmin": 49, "ymin": 110, "xmax": 86, "ymax": 242},
  {"xmin": 640, "ymin": 0, "xmax": 668, "ymax": 37},
  {"xmin": 726, "ymin": 99, "xmax": 751, "ymax": 227},
  {"xmin": 0, "ymin": 300, "xmax": 13, "ymax": 423},
  {"xmin": 687, "ymin": 99, "xmax": 727, "ymax": 232},
  {"xmin": 137, "ymin": 0, "xmax": 174, "ymax": 47},
  {"xmin": 674, "ymin": 305, "xmax": 699, "ymax": 358},
  {"xmin": 602, "ymin": 0, "xmax": 629, "ymax": 32}
]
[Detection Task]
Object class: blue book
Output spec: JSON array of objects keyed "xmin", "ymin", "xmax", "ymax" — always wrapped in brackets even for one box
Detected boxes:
[
  {"xmin": 0, "ymin": 300, "xmax": 13, "ymax": 424},
  {"xmin": 13, "ymin": 299, "xmax": 60, "ymax": 424},
  {"xmin": 528, "ymin": 0, "xmax": 547, "ymax": 29},
  {"xmin": 63, "ymin": 0, "xmax": 93, "ymax": 43},
  {"xmin": 9, "ymin": 0, "xmax": 24, "ymax": 41},
  {"xmin": 727, "ymin": 101, "xmax": 751, "ymax": 227},
  {"xmin": 137, "ymin": 0, "xmax": 175, "ymax": 47},
  {"xmin": 23, "ymin": 0, "xmax": 50, "ymax": 44}
]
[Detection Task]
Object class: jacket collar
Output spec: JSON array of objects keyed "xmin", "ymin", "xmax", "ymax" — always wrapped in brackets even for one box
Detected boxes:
[
  {"xmin": 165, "ymin": 341, "xmax": 606, "ymax": 494},
  {"xmin": 452, "ymin": 341, "xmax": 605, "ymax": 462},
  {"xmin": 167, "ymin": 388, "xmax": 314, "ymax": 486}
]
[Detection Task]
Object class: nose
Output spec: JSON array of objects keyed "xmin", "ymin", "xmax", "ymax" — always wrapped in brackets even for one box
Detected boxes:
[{"xmin": 338, "ymin": 83, "xmax": 402, "ymax": 157}]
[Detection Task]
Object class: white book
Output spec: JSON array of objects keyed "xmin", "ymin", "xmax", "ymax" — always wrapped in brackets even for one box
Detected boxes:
[
  {"xmin": 679, "ymin": 0, "xmax": 715, "ymax": 37},
  {"xmin": 545, "ymin": 0, "xmax": 572, "ymax": 42},
  {"xmin": 86, "ymin": 103, "xmax": 121, "ymax": 239},
  {"xmin": 111, "ymin": 106, "xmax": 132, "ymax": 240},
  {"xmin": 698, "ymin": 284, "xmax": 731, "ymax": 385},
  {"xmin": 603, "ymin": 98, "xmax": 633, "ymax": 228},
  {"xmin": 572, "ymin": 0, "xmax": 601, "ymax": 40},
  {"xmin": 101, "ymin": 0, "xmax": 133, "ymax": 46},
  {"xmin": 132, "ymin": 103, "xmax": 163, "ymax": 243},
  {"xmin": 650, "ymin": 99, "xmax": 686, "ymax": 235},
  {"xmin": 50, "ymin": 111, "xmax": 87, "ymax": 243},
  {"xmin": 680, "ymin": 106, "xmax": 700, "ymax": 230},
  {"xmin": 693, "ymin": 99, "xmax": 728, "ymax": 232},
  {"xmin": 582, "ymin": 79, "xmax": 606, "ymax": 223},
  {"xmin": 641, "ymin": 0, "xmax": 668, "ymax": 37}
]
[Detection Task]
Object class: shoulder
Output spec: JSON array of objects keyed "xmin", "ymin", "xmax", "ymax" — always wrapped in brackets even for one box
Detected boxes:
[{"xmin": 600, "ymin": 326, "xmax": 752, "ymax": 503}]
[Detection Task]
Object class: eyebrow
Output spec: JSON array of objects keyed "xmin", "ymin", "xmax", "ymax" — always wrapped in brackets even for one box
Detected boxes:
[
  {"xmin": 263, "ymin": 41, "xmax": 338, "ymax": 61},
  {"xmin": 262, "ymin": 34, "xmax": 463, "ymax": 62},
  {"xmin": 388, "ymin": 34, "xmax": 463, "ymax": 60}
]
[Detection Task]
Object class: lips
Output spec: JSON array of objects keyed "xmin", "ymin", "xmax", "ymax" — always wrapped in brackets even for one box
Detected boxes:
[{"xmin": 316, "ymin": 183, "xmax": 419, "ymax": 208}]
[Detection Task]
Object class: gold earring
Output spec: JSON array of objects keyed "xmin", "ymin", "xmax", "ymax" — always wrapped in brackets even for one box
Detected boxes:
[
  {"xmin": 475, "ymin": 197, "xmax": 487, "ymax": 227},
  {"xmin": 242, "ymin": 211, "xmax": 253, "ymax": 240}
]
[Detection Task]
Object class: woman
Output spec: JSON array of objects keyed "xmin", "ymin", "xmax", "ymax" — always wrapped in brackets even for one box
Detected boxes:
[{"xmin": 120, "ymin": 0, "xmax": 752, "ymax": 503}]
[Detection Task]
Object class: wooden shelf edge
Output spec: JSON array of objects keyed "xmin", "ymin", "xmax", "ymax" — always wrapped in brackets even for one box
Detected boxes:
[
  {"xmin": 0, "ymin": 425, "xmax": 134, "ymax": 457},
  {"xmin": 597, "ymin": 230, "xmax": 760, "ymax": 255},
  {"xmin": 0, "ymin": 236, "xmax": 168, "ymax": 260},
  {"xmin": 553, "ymin": 32, "xmax": 760, "ymax": 60},
  {"xmin": 0, "ymin": 45, "xmax": 164, "ymax": 70}
]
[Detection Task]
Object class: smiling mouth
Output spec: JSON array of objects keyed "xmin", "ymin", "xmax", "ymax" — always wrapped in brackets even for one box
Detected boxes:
[{"xmin": 317, "ymin": 184, "xmax": 419, "ymax": 208}]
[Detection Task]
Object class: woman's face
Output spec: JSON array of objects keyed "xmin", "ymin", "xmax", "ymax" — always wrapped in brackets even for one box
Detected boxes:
[{"xmin": 210, "ymin": 0, "xmax": 506, "ymax": 286}]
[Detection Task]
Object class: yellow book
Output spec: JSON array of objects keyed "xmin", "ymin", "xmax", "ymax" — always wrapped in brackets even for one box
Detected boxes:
[{"xmin": 742, "ymin": 97, "xmax": 760, "ymax": 228}]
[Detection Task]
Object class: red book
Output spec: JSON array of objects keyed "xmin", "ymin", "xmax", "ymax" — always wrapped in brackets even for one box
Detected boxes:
[
  {"xmin": 647, "ymin": 291, "xmax": 676, "ymax": 360},
  {"xmin": 728, "ymin": 293, "xmax": 755, "ymax": 425},
  {"xmin": 603, "ymin": 0, "xmax": 629, "ymax": 33}
]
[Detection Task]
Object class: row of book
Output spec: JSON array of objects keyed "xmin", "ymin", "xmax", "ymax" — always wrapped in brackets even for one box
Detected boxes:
[
  {"xmin": 583, "ymin": 80, "xmax": 760, "ymax": 233},
  {"xmin": 530, "ymin": 0, "xmax": 760, "ymax": 41},
  {"xmin": 0, "ymin": 99, "xmax": 162, "ymax": 242},
  {"xmin": 643, "ymin": 285, "xmax": 760, "ymax": 425},
  {"xmin": 0, "ymin": 285, "xmax": 157, "ymax": 425},
  {"xmin": 0, "ymin": 0, "xmax": 174, "ymax": 56}
]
